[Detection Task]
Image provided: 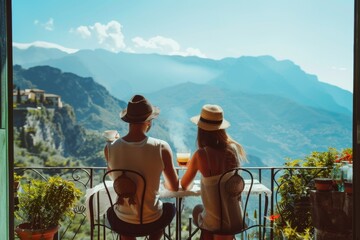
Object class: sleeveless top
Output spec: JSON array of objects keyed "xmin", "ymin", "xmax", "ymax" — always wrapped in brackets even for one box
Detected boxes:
[
  {"xmin": 197, "ymin": 146, "xmax": 244, "ymax": 231},
  {"xmin": 107, "ymin": 136, "xmax": 165, "ymax": 224}
]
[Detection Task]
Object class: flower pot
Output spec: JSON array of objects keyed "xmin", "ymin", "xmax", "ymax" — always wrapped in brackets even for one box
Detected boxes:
[
  {"xmin": 344, "ymin": 182, "xmax": 353, "ymax": 194},
  {"xmin": 314, "ymin": 178, "xmax": 333, "ymax": 191},
  {"xmin": 15, "ymin": 223, "xmax": 59, "ymax": 240}
]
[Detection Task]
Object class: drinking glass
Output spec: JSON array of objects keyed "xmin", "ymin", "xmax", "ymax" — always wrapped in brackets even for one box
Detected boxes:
[
  {"xmin": 331, "ymin": 163, "xmax": 343, "ymax": 191},
  {"xmin": 176, "ymin": 152, "xmax": 191, "ymax": 167}
]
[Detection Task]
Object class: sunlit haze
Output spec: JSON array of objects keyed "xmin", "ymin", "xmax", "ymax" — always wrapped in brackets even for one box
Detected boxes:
[{"xmin": 12, "ymin": 0, "xmax": 354, "ymax": 92}]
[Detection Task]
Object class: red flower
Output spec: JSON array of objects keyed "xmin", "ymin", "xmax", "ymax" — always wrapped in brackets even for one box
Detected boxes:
[
  {"xmin": 335, "ymin": 152, "xmax": 353, "ymax": 163},
  {"xmin": 268, "ymin": 214, "xmax": 280, "ymax": 221}
]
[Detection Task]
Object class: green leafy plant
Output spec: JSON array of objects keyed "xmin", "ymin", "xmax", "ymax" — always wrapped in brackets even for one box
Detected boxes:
[
  {"xmin": 14, "ymin": 173, "xmax": 24, "ymax": 193},
  {"xmin": 274, "ymin": 147, "xmax": 348, "ymax": 237},
  {"xmin": 14, "ymin": 172, "xmax": 23, "ymax": 183},
  {"xmin": 15, "ymin": 176, "xmax": 82, "ymax": 230},
  {"xmin": 281, "ymin": 221, "xmax": 313, "ymax": 240}
]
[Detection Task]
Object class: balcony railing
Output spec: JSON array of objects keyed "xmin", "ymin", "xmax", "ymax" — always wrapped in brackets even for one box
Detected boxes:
[{"xmin": 13, "ymin": 166, "xmax": 328, "ymax": 240}]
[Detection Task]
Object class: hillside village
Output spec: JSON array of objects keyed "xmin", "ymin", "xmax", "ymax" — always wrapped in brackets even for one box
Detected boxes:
[{"xmin": 13, "ymin": 88, "xmax": 63, "ymax": 109}]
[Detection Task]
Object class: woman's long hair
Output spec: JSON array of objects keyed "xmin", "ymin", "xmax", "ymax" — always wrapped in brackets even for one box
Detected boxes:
[{"xmin": 196, "ymin": 128, "xmax": 247, "ymax": 164}]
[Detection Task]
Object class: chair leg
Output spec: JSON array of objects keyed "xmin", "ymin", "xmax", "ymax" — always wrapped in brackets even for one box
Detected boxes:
[{"xmin": 199, "ymin": 231, "xmax": 204, "ymax": 240}]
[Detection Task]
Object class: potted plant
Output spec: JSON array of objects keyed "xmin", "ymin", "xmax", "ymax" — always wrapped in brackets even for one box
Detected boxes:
[
  {"xmin": 275, "ymin": 148, "xmax": 338, "ymax": 236},
  {"xmin": 314, "ymin": 178, "xmax": 333, "ymax": 191},
  {"xmin": 15, "ymin": 176, "xmax": 82, "ymax": 240}
]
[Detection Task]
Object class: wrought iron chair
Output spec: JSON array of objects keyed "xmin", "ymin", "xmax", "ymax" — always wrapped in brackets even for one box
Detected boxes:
[
  {"xmin": 89, "ymin": 168, "xmax": 175, "ymax": 240},
  {"xmin": 188, "ymin": 167, "xmax": 266, "ymax": 240},
  {"xmin": 88, "ymin": 187, "xmax": 114, "ymax": 240}
]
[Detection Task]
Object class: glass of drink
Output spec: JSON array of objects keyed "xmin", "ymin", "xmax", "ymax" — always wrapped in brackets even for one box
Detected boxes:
[
  {"xmin": 176, "ymin": 152, "xmax": 191, "ymax": 167},
  {"xmin": 331, "ymin": 163, "xmax": 343, "ymax": 191}
]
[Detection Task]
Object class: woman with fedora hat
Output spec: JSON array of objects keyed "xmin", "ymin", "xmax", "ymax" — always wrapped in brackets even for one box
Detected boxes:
[
  {"xmin": 104, "ymin": 95, "xmax": 179, "ymax": 240},
  {"xmin": 181, "ymin": 104, "xmax": 247, "ymax": 240}
]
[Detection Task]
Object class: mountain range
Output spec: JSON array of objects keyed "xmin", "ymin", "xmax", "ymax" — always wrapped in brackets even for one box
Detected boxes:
[
  {"xmin": 12, "ymin": 45, "xmax": 352, "ymax": 166},
  {"xmin": 13, "ymin": 46, "xmax": 352, "ymax": 114},
  {"xmin": 13, "ymin": 64, "xmax": 127, "ymax": 131}
]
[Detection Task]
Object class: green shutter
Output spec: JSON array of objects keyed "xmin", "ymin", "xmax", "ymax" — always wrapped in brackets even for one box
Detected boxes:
[{"xmin": 0, "ymin": 0, "xmax": 13, "ymax": 239}]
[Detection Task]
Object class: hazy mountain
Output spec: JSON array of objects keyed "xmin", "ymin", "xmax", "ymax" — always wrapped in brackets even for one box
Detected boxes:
[
  {"xmin": 13, "ymin": 45, "xmax": 69, "ymax": 66},
  {"xmin": 13, "ymin": 46, "xmax": 352, "ymax": 116},
  {"xmin": 147, "ymin": 82, "xmax": 352, "ymax": 166},
  {"xmin": 13, "ymin": 65, "xmax": 127, "ymax": 131},
  {"xmin": 209, "ymin": 56, "xmax": 352, "ymax": 114},
  {"xmin": 14, "ymin": 48, "xmax": 222, "ymax": 99},
  {"xmin": 12, "ymin": 46, "xmax": 353, "ymax": 166}
]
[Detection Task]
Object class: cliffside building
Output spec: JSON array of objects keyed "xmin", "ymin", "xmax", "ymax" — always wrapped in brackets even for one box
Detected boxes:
[{"xmin": 13, "ymin": 88, "xmax": 63, "ymax": 108}]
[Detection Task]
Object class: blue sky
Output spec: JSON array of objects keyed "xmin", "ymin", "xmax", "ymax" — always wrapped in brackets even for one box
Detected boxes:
[{"xmin": 12, "ymin": 0, "xmax": 354, "ymax": 92}]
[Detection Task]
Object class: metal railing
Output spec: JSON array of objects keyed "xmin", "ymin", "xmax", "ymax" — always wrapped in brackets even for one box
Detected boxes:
[{"xmin": 13, "ymin": 166, "xmax": 328, "ymax": 239}]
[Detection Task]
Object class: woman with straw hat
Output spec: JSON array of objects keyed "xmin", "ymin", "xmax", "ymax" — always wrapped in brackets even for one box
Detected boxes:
[{"xmin": 181, "ymin": 104, "xmax": 247, "ymax": 240}]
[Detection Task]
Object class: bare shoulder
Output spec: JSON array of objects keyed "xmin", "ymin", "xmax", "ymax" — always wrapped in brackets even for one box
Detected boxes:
[
  {"xmin": 160, "ymin": 140, "xmax": 171, "ymax": 150},
  {"xmin": 190, "ymin": 149, "xmax": 206, "ymax": 168},
  {"xmin": 194, "ymin": 148, "xmax": 206, "ymax": 162}
]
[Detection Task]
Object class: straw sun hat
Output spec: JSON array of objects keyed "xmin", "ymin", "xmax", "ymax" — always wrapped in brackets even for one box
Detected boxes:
[
  {"xmin": 120, "ymin": 95, "xmax": 160, "ymax": 123},
  {"xmin": 190, "ymin": 104, "xmax": 230, "ymax": 131}
]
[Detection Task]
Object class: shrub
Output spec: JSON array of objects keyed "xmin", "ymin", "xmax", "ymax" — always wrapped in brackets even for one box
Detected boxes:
[{"xmin": 15, "ymin": 176, "xmax": 82, "ymax": 230}]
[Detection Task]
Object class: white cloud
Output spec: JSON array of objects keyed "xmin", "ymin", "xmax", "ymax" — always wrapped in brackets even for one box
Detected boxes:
[
  {"xmin": 13, "ymin": 41, "xmax": 78, "ymax": 54},
  {"xmin": 34, "ymin": 18, "xmax": 54, "ymax": 31},
  {"xmin": 44, "ymin": 18, "xmax": 54, "ymax": 31},
  {"xmin": 73, "ymin": 26, "xmax": 91, "ymax": 39},
  {"xmin": 183, "ymin": 47, "xmax": 207, "ymax": 58},
  {"xmin": 331, "ymin": 66, "xmax": 347, "ymax": 71},
  {"xmin": 132, "ymin": 36, "xmax": 206, "ymax": 58},
  {"xmin": 133, "ymin": 36, "xmax": 180, "ymax": 52},
  {"xmin": 70, "ymin": 21, "xmax": 205, "ymax": 57},
  {"xmin": 71, "ymin": 20, "xmax": 126, "ymax": 52}
]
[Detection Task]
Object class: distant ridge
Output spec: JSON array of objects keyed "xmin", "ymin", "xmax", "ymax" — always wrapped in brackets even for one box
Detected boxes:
[
  {"xmin": 13, "ymin": 41, "xmax": 78, "ymax": 54},
  {"xmin": 13, "ymin": 45, "xmax": 352, "ymax": 115},
  {"xmin": 13, "ymin": 65, "xmax": 127, "ymax": 131},
  {"xmin": 12, "ymin": 46, "xmax": 352, "ymax": 166},
  {"xmin": 147, "ymin": 82, "xmax": 351, "ymax": 166}
]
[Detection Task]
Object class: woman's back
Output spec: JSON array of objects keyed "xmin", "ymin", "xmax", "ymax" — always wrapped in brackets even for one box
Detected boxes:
[
  {"xmin": 196, "ymin": 145, "xmax": 243, "ymax": 232},
  {"xmin": 180, "ymin": 104, "xmax": 247, "ymax": 240},
  {"xmin": 197, "ymin": 145, "xmax": 240, "ymax": 178}
]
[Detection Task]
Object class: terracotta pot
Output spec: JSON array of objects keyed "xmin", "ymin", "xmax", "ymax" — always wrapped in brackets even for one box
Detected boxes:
[
  {"xmin": 15, "ymin": 223, "xmax": 59, "ymax": 240},
  {"xmin": 314, "ymin": 178, "xmax": 333, "ymax": 191},
  {"xmin": 344, "ymin": 182, "xmax": 353, "ymax": 194}
]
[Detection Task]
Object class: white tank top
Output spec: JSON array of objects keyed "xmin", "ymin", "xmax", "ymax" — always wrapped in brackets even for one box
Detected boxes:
[
  {"xmin": 198, "ymin": 174, "xmax": 244, "ymax": 231},
  {"xmin": 107, "ymin": 136, "xmax": 165, "ymax": 224},
  {"xmin": 197, "ymin": 146, "xmax": 244, "ymax": 231}
]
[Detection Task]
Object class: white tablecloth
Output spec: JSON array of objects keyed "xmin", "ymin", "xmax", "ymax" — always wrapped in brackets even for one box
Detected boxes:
[
  {"xmin": 85, "ymin": 179, "xmax": 271, "ymax": 220},
  {"xmin": 160, "ymin": 179, "xmax": 271, "ymax": 198}
]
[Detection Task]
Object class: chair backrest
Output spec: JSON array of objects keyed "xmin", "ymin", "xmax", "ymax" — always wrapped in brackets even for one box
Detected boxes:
[
  {"xmin": 87, "ymin": 169, "xmax": 147, "ymax": 239},
  {"xmin": 103, "ymin": 169, "xmax": 146, "ymax": 224},
  {"xmin": 216, "ymin": 167, "xmax": 255, "ymax": 233}
]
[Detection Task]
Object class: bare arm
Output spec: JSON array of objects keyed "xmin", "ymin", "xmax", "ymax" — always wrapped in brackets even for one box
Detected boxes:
[
  {"xmin": 161, "ymin": 143, "xmax": 179, "ymax": 191},
  {"xmin": 180, "ymin": 151, "xmax": 201, "ymax": 190},
  {"xmin": 103, "ymin": 144, "xmax": 114, "ymax": 179},
  {"xmin": 104, "ymin": 144, "xmax": 109, "ymax": 161}
]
